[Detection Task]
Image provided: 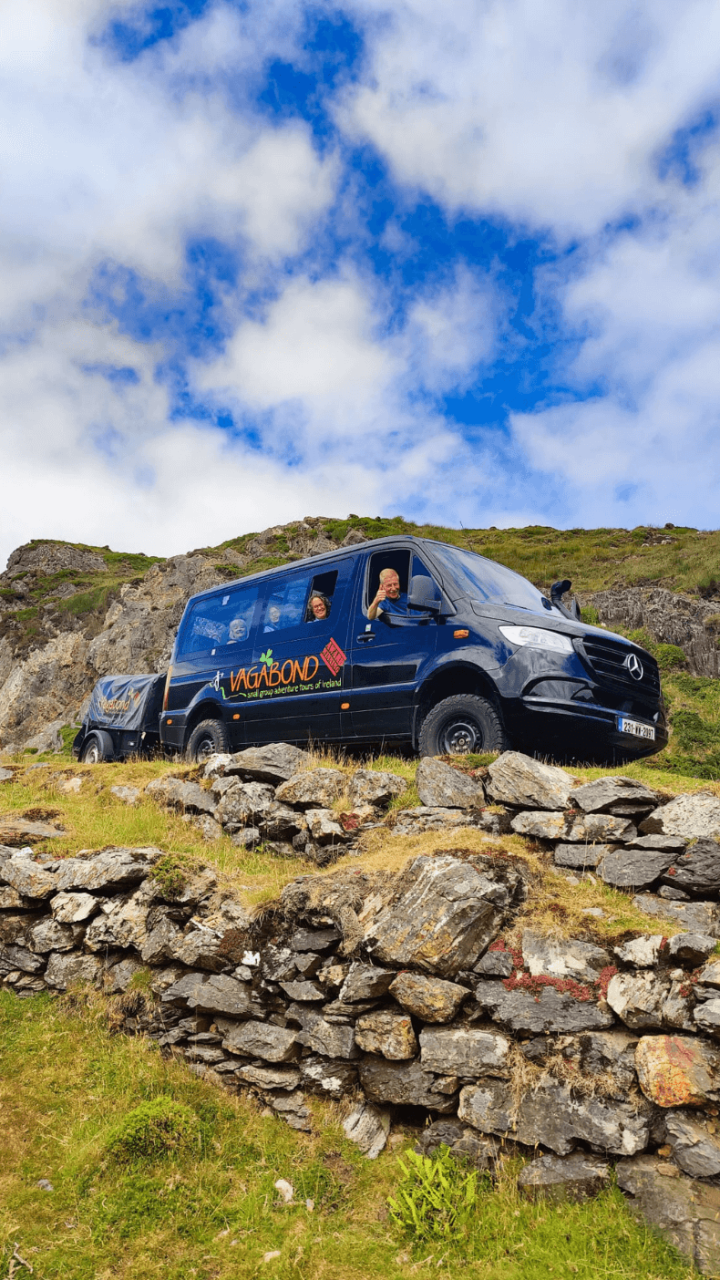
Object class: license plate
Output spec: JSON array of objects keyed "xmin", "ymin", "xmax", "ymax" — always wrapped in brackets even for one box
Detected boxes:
[{"xmin": 618, "ymin": 716, "xmax": 655, "ymax": 741}]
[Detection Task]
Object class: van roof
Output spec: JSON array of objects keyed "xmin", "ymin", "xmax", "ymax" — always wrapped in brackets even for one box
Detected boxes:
[{"xmin": 186, "ymin": 533, "xmax": 444, "ymax": 605}]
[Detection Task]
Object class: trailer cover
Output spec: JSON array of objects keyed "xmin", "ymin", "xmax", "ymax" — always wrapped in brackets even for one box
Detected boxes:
[{"xmin": 86, "ymin": 674, "xmax": 165, "ymax": 732}]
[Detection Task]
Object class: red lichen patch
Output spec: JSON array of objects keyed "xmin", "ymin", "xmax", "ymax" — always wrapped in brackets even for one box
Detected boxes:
[
  {"xmin": 339, "ymin": 812, "xmax": 360, "ymax": 832},
  {"xmin": 502, "ymin": 971, "xmax": 594, "ymax": 1002},
  {"xmin": 597, "ymin": 965, "xmax": 618, "ymax": 1001}
]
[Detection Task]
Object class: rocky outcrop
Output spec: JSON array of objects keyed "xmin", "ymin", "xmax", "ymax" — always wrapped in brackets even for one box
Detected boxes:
[{"xmin": 591, "ymin": 586, "xmax": 720, "ymax": 678}]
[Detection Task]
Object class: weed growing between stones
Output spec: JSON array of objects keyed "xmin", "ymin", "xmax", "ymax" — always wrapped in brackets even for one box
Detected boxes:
[{"xmin": 388, "ymin": 1147, "xmax": 480, "ymax": 1243}]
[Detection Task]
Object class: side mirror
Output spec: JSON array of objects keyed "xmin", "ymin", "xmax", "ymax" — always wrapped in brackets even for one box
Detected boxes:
[{"xmin": 408, "ymin": 575, "xmax": 441, "ymax": 612}]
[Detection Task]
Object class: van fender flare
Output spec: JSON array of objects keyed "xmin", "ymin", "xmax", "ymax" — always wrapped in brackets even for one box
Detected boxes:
[
  {"xmin": 412, "ymin": 653, "xmax": 504, "ymax": 747},
  {"xmin": 182, "ymin": 696, "xmax": 227, "ymax": 744}
]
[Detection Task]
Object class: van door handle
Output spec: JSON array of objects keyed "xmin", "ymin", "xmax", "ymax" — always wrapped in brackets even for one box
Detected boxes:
[{"xmin": 356, "ymin": 633, "xmax": 375, "ymax": 643}]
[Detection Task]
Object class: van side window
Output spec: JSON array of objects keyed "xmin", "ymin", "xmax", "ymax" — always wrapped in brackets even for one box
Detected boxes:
[
  {"xmin": 305, "ymin": 569, "xmax": 338, "ymax": 622},
  {"xmin": 365, "ymin": 550, "xmax": 411, "ymax": 614},
  {"xmin": 262, "ymin": 574, "xmax": 311, "ymax": 633},
  {"xmin": 177, "ymin": 584, "xmax": 259, "ymax": 658}
]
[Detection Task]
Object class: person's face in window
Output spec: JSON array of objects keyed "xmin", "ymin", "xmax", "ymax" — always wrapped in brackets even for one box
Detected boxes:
[
  {"xmin": 382, "ymin": 571, "xmax": 401, "ymax": 600},
  {"xmin": 228, "ymin": 618, "xmax": 247, "ymax": 642},
  {"xmin": 268, "ymin": 605, "xmax": 281, "ymax": 625},
  {"xmin": 310, "ymin": 595, "xmax": 328, "ymax": 620}
]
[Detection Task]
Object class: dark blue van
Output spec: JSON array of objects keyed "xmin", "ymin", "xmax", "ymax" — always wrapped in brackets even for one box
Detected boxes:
[{"xmin": 159, "ymin": 535, "xmax": 667, "ymax": 764}]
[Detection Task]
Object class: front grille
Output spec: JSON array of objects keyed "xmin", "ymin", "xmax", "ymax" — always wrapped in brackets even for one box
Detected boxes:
[{"xmin": 575, "ymin": 635, "xmax": 661, "ymax": 702}]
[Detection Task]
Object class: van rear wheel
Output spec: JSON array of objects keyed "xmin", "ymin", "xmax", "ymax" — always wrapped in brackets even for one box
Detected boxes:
[
  {"xmin": 80, "ymin": 730, "xmax": 115, "ymax": 763},
  {"xmin": 185, "ymin": 718, "xmax": 229, "ymax": 764},
  {"xmin": 419, "ymin": 694, "xmax": 507, "ymax": 757}
]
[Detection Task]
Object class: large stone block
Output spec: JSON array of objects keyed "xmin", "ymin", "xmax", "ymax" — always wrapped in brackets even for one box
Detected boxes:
[
  {"xmin": 641, "ymin": 793, "xmax": 720, "ymax": 840},
  {"xmin": 50, "ymin": 891, "xmax": 101, "ymax": 924},
  {"xmin": 359, "ymin": 1057, "xmax": 456, "ymax": 1111},
  {"xmin": 338, "ymin": 961, "xmax": 395, "ymax": 1003},
  {"xmin": 416, "ymin": 758, "xmax": 485, "ymax": 809},
  {"xmin": 44, "ymin": 951, "xmax": 102, "ymax": 990},
  {"xmin": 665, "ymin": 1110, "xmax": 720, "ymax": 1179},
  {"xmin": 458, "ymin": 1078, "xmax": 649, "ymax": 1155},
  {"xmin": 634, "ymin": 894, "xmax": 720, "ymax": 938},
  {"xmin": 389, "ymin": 972, "xmax": 469, "ymax": 1023},
  {"xmin": 598, "ymin": 848, "xmax": 674, "ymax": 889},
  {"xmin": 418, "ymin": 1026, "xmax": 510, "ymax": 1075},
  {"xmin": 355, "ymin": 1009, "xmax": 417, "ymax": 1060},
  {"xmin": 342, "ymin": 1100, "xmax": 391, "ymax": 1159},
  {"xmin": 569, "ymin": 777, "xmax": 657, "ymax": 813},
  {"xmin": 660, "ymin": 839, "xmax": 720, "ymax": 897},
  {"xmin": 0, "ymin": 853, "xmax": 56, "ymax": 899},
  {"xmin": 475, "ymin": 981, "xmax": 614, "ymax": 1035},
  {"xmin": 616, "ymin": 1155, "xmax": 720, "ymax": 1273},
  {"xmin": 606, "ymin": 972, "xmax": 669, "ymax": 1030},
  {"xmin": 518, "ymin": 1152, "xmax": 610, "ymax": 1203},
  {"xmin": 222, "ymin": 743, "xmax": 310, "ymax": 784},
  {"xmin": 145, "ymin": 777, "xmax": 216, "ymax": 815},
  {"xmin": 348, "ymin": 770, "xmax": 406, "ymax": 808},
  {"xmin": 364, "ymin": 855, "xmax": 506, "ymax": 977},
  {"xmin": 275, "ymin": 769, "xmax": 346, "ymax": 810},
  {"xmin": 162, "ymin": 972, "xmax": 254, "ymax": 1018},
  {"xmin": 222, "ymin": 1020, "xmax": 298, "ymax": 1062},
  {"xmin": 521, "ymin": 930, "xmax": 611, "ymax": 983},
  {"xmin": 54, "ymin": 847, "xmax": 162, "ymax": 894},
  {"xmin": 635, "ymin": 1035, "xmax": 720, "ymax": 1107},
  {"xmin": 215, "ymin": 782, "xmax": 275, "ymax": 827},
  {"xmin": 486, "ymin": 751, "xmax": 573, "ymax": 810}
]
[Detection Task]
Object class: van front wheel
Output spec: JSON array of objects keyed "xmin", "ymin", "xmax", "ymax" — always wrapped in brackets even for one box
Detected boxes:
[
  {"xmin": 418, "ymin": 694, "xmax": 508, "ymax": 757},
  {"xmin": 185, "ymin": 719, "xmax": 229, "ymax": 764}
]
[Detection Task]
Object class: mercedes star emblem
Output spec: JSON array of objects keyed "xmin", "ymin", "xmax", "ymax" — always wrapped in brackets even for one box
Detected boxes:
[{"xmin": 625, "ymin": 653, "xmax": 644, "ymax": 680}]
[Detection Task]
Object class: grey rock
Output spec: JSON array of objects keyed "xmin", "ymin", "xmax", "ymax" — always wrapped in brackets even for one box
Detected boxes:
[
  {"xmin": 50, "ymin": 891, "xmax": 101, "ymax": 924},
  {"xmin": 660, "ymin": 839, "xmax": 720, "ymax": 897},
  {"xmin": 222, "ymin": 1020, "xmax": 298, "ymax": 1062},
  {"xmin": 44, "ymin": 951, "xmax": 102, "ymax": 989},
  {"xmin": 626, "ymin": 833, "xmax": 687, "ymax": 852},
  {"xmin": 0, "ymin": 817, "xmax": 65, "ymax": 845},
  {"xmin": 598, "ymin": 848, "xmax": 674, "ymax": 888},
  {"xmin": 522, "ymin": 930, "xmax": 611, "ymax": 983},
  {"xmin": 215, "ymin": 781, "xmax": 274, "ymax": 827},
  {"xmin": 279, "ymin": 979, "xmax": 324, "ymax": 1002},
  {"xmin": 459, "ymin": 1078, "xmax": 649, "ymax": 1155},
  {"xmin": 110, "ymin": 785, "xmax": 140, "ymax": 805},
  {"xmin": 391, "ymin": 806, "xmax": 488, "ymax": 834},
  {"xmin": 338, "ymin": 961, "xmax": 395, "ymax": 1003},
  {"xmin": 231, "ymin": 827, "xmax": 261, "ymax": 849},
  {"xmin": 510, "ymin": 810, "xmax": 569, "ymax": 841},
  {"xmin": 606, "ymin": 972, "xmax": 671, "ymax": 1030},
  {"xmin": 54, "ymin": 846, "xmax": 161, "ymax": 894},
  {"xmin": 162, "ymin": 973, "xmax": 253, "ymax": 1017},
  {"xmin": 347, "ymin": 769, "xmax": 406, "ymax": 808},
  {"xmin": 185, "ymin": 814, "xmax": 223, "ymax": 841},
  {"xmin": 364, "ymin": 854, "xmax": 506, "ymax": 977},
  {"xmin": 84, "ymin": 884, "xmax": 154, "ymax": 952},
  {"xmin": 289, "ymin": 926, "xmax": 341, "ymax": 952},
  {"xmin": 565, "ymin": 1029, "xmax": 639, "ymax": 1096},
  {"xmin": 415, "ymin": 1119, "xmax": 499, "ymax": 1170},
  {"xmin": 570, "ymin": 777, "xmax": 657, "ymax": 814},
  {"xmin": 355, "ymin": 1009, "xmax": 418, "ymax": 1060},
  {"xmin": 475, "ymin": 981, "xmax": 614, "ymax": 1034},
  {"xmin": 486, "ymin": 751, "xmax": 573, "ymax": 810},
  {"xmin": 0, "ymin": 942, "xmax": 45, "ymax": 974},
  {"xmin": 616, "ymin": 1154, "xmax": 720, "ymax": 1272},
  {"xmin": 473, "ymin": 949, "xmax": 513, "ymax": 978},
  {"xmin": 237, "ymin": 1064, "xmax": 302, "ymax": 1090},
  {"xmin": 222, "ymin": 743, "xmax": 311, "ymax": 784},
  {"xmin": 261, "ymin": 945, "xmax": 297, "ymax": 982},
  {"xmin": 171, "ymin": 927, "xmax": 229, "ymax": 973},
  {"xmin": 295, "ymin": 1014, "xmax": 358, "ymax": 1060},
  {"xmin": 185, "ymin": 1045, "xmax": 227, "ymax": 1065},
  {"xmin": 104, "ymin": 957, "xmax": 145, "ymax": 993},
  {"xmin": 697, "ymin": 958, "xmax": 720, "ymax": 987},
  {"xmin": 359, "ymin": 1057, "xmax": 456, "ymax": 1111},
  {"xmin": 305, "ymin": 809, "xmax": 347, "ymax": 845},
  {"xmin": 518, "ymin": 1152, "xmax": 610, "ymax": 1203},
  {"xmin": 659, "ymin": 884, "xmax": 691, "ymax": 900},
  {"xmin": 342, "ymin": 1100, "xmax": 391, "ymax": 1159},
  {"xmin": 389, "ymin": 972, "xmax": 469, "ymax": 1023},
  {"xmin": 0, "ymin": 768, "xmax": 14, "ymax": 782},
  {"xmin": 419, "ymin": 1026, "xmax": 510, "ymax": 1075},
  {"xmin": 299, "ymin": 1056, "xmax": 358, "ymax": 1099},
  {"xmin": 155, "ymin": 865, "xmax": 218, "ymax": 907},
  {"xmin": 275, "ymin": 769, "xmax": 346, "ymax": 810},
  {"xmin": 565, "ymin": 814, "xmax": 637, "ymax": 843},
  {"xmin": 553, "ymin": 842, "xmax": 613, "ymax": 869},
  {"xmin": 27, "ymin": 919, "xmax": 82, "ymax": 953},
  {"xmin": 140, "ymin": 915, "xmax": 183, "ymax": 965},
  {"xmin": 416, "ymin": 758, "xmax": 485, "ymax": 809},
  {"xmin": 0, "ymin": 854, "xmax": 56, "ymax": 899},
  {"xmin": 614, "ymin": 935, "xmax": 665, "ymax": 967},
  {"xmin": 633, "ymin": 894, "xmax": 720, "ymax": 937},
  {"xmin": 668, "ymin": 933, "xmax": 717, "ymax": 965},
  {"xmin": 259, "ymin": 802, "xmax": 307, "ymax": 841},
  {"xmin": 693, "ymin": 1000, "xmax": 720, "ymax": 1036},
  {"xmin": 145, "ymin": 777, "xmax": 216, "ymax": 815},
  {"xmin": 665, "ymin": 1110, "xmax": 720, "ymax": 1178},
  {"xmin": 641, "ymin": 793, "xmax": 720, "ymax": 840}
]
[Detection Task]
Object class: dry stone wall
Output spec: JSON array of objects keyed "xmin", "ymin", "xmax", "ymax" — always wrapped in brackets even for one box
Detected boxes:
[{"xmin": 4, "ymin": 750, "xmax": 720, "ymax": 1269}]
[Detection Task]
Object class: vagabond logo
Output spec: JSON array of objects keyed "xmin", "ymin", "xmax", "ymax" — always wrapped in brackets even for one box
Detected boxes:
[{"xmin": 227, "ymin": 638, "xmax": 346, "ymax": 695}]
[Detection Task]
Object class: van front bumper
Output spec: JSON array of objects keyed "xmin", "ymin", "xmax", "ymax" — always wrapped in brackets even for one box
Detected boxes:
[{"xmin": 506, "ymin": 692, "xmax": 667, "ymax": 759}]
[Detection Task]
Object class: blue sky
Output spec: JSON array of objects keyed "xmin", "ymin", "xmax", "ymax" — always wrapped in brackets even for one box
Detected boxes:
[{"xmin": 1, "ymin": 0, "xmax": 720, "ymax": 564}]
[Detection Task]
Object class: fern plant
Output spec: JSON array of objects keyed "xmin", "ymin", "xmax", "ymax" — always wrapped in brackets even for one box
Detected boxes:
[{"xmin": 388, "ymin": 1147, "xmax": 479, "ymax": 1243}]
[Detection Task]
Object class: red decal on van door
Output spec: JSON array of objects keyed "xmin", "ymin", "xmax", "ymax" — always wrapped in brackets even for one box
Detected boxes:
[{"xmin": 320, "ymin": 638, "xmax": 347, "ymax": 676}]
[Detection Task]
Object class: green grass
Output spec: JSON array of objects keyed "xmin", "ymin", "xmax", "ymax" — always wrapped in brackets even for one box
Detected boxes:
[{"xmin": 0, "ymin": 991, "xmax": 695, "ymax": 1280}]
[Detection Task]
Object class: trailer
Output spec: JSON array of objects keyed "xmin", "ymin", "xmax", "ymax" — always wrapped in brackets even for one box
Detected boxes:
[{"xmin": 72, "ymin": 673, "xmax": 166, "ymax": 763}]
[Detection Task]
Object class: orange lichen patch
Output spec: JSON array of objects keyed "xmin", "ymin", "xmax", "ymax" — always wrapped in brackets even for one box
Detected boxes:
[{"xmin": 636, "ymin": 1034, "xmax": 718, "ymax": 1108}]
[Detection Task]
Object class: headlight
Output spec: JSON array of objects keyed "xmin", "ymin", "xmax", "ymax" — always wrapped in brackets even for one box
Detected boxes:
[{"xmin": 498, "ymin": 625, "xmax": 574, "ymax": 655}]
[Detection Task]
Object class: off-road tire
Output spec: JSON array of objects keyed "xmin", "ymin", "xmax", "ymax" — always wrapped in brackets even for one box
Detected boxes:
[
  {"xmin": 80, "ymin": 730, "xmax": 115, "ymax": 763},
  {"xmin": 418, "ymin": 694, "xmax": 508, "ymax": 757},
  {"xmin": 185, "ymin": 718, "xmax": 229, "ymax": 764}
]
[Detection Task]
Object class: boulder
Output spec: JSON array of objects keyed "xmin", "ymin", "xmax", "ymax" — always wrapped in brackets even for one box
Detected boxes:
[
  {"xmin": 222, "ymin": 743, "xmax": 310, "ymax": 784},
  {"xmin": 50, "ymin": 891, "xmax": 101, "ymax": 924},
  {"xmin": 215, "ymin": 782, "xmax": 274, "ymax": 827},
  {"xmin": 616, "ymin": 1155, "xmax": 720, "ymax": 1273},
  {"xmin": 693, "ymin": 1001, "xmax": 720, "ymax": 1037},
  {"xmin": 145, "ymin": 777, "xmax": 216, "ymax": 815},
  {"xmin": 521, "ymin": 930, "xmax": 611, "ymax": 983},
  {"xmin": 162, "ymin": 973, "xmax": 253, "ymax": 1018},
  {"xmin": 598, "ymin": 848, "xmax": 674, "ymax": 889},
  {"xmin": 110, "ymin": 785, "xmax": 139, "ymax": 805},
  {"xmin": 569, "ymin": 777, "xmax": 657, "ymax": 813},
  {"xmin": 0, "ymin": 854, "xmax": 57, "ymax": 900},
  {"xmin": 510, "ymin": 811, "xmax": 568, "ymax": 841},
  {"xmin": 660, "ymin": 839, "xmax": 720, "ymax": 897},
  {"xmin": 486, "ymin": 751, "xmax": 573, "ymax": 810},
  {"xmin": 275, "ymin": 769, "xmax": 346, "ymax": 810},
  {"xmin": 44, "ymin": 951, "xmax": 102, "ymax": 990},
  {"xmin": 0, "ymin": 817, "xmax": 65, "ymax": 845},
  {"xmin": 83, "ymin": 885, "xmax": 153, "ymax": 952},
  {"xmin": 237, "ymin": 1064, "xmax": 301, "ymax": 1091},
  {"xmin": 294, "ymin": 1013, "xmax": 358, "ymax": 1060},
  {"xmin": 389, "ymin": 972, "xmax": 469, "ymax": 1023},
  {"xmin": 614, "ymin": 935, "xmax": 665, "ymax": 967},
  {"xmin": 338, "ymin": 961, "xmax": 395, "ymax": 1003},
  {"xmin": 0, "ymin": 942, "xmax": 45, "ymax": 974},
  {"xmin": 553, "ymin": 842, "xmax": 612, "ymax": 869},
  {"xmin": 641, "ymin": 793, "xmax": 720, "ymax": 840},
  {"xmin": 54, "ymin": 846, "xmax": 161, "ymax": 894},
  {"xmin": 364, "ymin": 855, "xmax": 507, "ymax": 977},
  {"xmin": 626, "ymin": 834, "xmax": 687, "ymax": 852},
  {"xmin": 635, "ymin": 1035, "xmax": 720, "ymax": 1107},
  {"xmin": 304, "ymin": 809, "xmax": 347, "ymax": 845},
  {"xmin": 475, "ymin": 981, "xmax": 614, "ymax": 1034},
  {"xmin": 27, "ymin": 919, "xmax": 82, "ymax": 953},
  {"xmin": 665, "ymin": 1110, "xmax": 720, "ymax": 1179},
  {"xmin": 606, "ymin": 972, "xmax": 672, "ymax": 1030},
  {"xmin": 359, "ymin": 1057, "xmax": 456, "ymax": 1111},
  {"xmin": 565, "ymin": 814, "xmax": 637, "ymax": 843},
  {"xmin": 418, "ymin": 1026, "xmax": 510, "ymax": 1075},
  {"xmin": 348, "ymin": 770, "xmax": 406, "ymax": 808},
  {"xmin": 342, "ymin": 1100, "xmax": 391, "ymax": 1159},
  {"xmin": 299, "ymin": 1056, "xmax": 358, "ymax": 1099},
  {"xmin": 222, "ymin": 1020, "xmax": 298, "ymax": 1063},
  {"xmin": 458, "ymin": 1078, "xmax": 649, "ymax": 1156},
  {"xmin": 633, "ymin": 894, "xmax": 720, "ymax": 937},
  {"xmin": 415, "ymin": 759, "xmax": 485, "ymax": 809},
  {"xmin": 517, "ymin": 1152, "xmax": 610, "ymax": 1203},
  {"xmin": 668, "ymin": 933, "xmax": 717, "ymax": 966},
  {"xmin": 355, "ymin": 1009, "xmax": 417, "ymax": 1060},
  {"xmin": 279, "ymin": 979, "xmax": 324, "ymax": 1002}
]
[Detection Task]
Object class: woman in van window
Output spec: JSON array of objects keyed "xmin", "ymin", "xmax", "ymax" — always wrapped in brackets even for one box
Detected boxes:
[{"xmin": 307, "ymin": 592, "xmax": 331, "ymax": 621}]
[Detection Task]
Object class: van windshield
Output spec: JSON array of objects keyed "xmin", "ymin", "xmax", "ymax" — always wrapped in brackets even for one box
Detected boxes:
[{"xmin": 433, "ymin": 545, "xmax": 552, "ymax": 613}]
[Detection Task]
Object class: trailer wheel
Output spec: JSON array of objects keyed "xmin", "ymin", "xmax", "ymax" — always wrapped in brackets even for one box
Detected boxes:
[
  {"xmin": 80, "ymin": 730, "xmax": 115, "ymax": 764},
  {"xmin": 185, "ymin": 718, "xmax": 229, "ymax": 764},
  {"xmin": 418, "ymin": 694, "xmax": 508, "ymax": 757}
]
